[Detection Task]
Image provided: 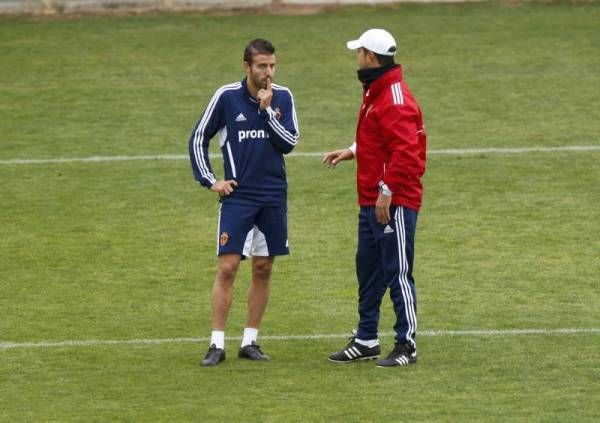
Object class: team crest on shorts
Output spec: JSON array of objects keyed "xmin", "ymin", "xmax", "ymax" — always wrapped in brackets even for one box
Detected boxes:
[{"xmin": 219, "ymin": 232, "xmax": 229, "ymax": 246}]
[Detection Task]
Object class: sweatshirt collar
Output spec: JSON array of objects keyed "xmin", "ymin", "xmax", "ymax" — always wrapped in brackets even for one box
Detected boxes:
[{"xmin": 241, "ymin": 78, "xmax": 259, "ymax": 104}]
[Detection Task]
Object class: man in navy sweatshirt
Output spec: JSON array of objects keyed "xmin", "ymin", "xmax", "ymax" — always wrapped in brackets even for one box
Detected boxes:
[{"xmin": 188, "ymin": 39, "xmax": 299, "ymax": 366}]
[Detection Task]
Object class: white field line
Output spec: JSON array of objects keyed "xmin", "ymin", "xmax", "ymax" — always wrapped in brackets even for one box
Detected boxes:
[
  {"xmin": 1, "ymin": 328, "xmax": 598, "ymax": 350},
  {"xmin": 1, "ymin": 145, "xmax": 599, "ymax": 165}
]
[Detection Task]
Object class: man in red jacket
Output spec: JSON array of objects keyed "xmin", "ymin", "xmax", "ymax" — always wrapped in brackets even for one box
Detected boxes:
[{"xmin": 323, "ymin": 28, "xmax": 426, "ymax": 367}]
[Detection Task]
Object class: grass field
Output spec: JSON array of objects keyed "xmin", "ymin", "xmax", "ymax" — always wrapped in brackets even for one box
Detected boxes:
[{"xmin": 1, "ymin": 1, "xmax": 599, "ymax": 421}]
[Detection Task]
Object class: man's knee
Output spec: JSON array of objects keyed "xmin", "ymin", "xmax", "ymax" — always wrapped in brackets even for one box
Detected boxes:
[
  {"xmin": 252, "ymin": 258, "xmax": 273, "ymax": 282},
  {"xmin": 217, "ymin": 255, "xmax": 241, "ymax": 282}
]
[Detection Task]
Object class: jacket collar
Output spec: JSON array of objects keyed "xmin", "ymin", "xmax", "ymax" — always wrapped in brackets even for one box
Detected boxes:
[
  {"xmin": 358, "ymin": 63, "xmax": 397, "ymax": 89},
  {"xmin": 363, "ymin": 65, "xmax": 403, "ymax": 98}
]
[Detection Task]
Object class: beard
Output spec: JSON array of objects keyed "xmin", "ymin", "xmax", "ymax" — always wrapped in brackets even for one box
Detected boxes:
[{"xmin": 251, "ymin": 72, "xmax": 269, "ymax": 89}]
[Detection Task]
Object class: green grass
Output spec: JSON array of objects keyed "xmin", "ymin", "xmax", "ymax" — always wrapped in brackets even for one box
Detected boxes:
[
  {"xmin": 1, "ymin": 336, "xmax": 597, "ymax": 421},
  {"xmin": 1, "ymin": 1, "xmax": 599, "ymax": 421}
]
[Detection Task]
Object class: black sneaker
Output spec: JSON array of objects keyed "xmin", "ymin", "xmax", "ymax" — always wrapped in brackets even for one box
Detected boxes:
[
  {"xmin": 201, "ymin": 344, "xmax": 225, "ymax": 367},
  {"xmin": 376, "ymin": 342, "xmax": 417, "ymax": 367},
  {"xmin": 238, "ymin": 341, "xmax": 270, "ymax": 361},
  {"xmin": 328, "ymin": 335, "xmax": 381, "ymax": 363}
]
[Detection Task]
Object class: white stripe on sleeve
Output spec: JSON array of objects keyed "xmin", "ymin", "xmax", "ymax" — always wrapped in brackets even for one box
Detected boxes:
[{"xmin": 192, "ymin": 82, "xmax": 240, "ymax": 184}]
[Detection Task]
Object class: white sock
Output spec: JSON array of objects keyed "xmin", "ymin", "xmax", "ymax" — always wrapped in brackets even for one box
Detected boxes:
[
  {"xmin": 241, "ymin": 327, "xmax": 258, "ymax": 347},
  {"xmin": 210, "ymin": 330, "xmax": 225, "ymax": 349},
  {"xmin": 355, "ymin": 338, "xmax": 379, "ymax": 348}
]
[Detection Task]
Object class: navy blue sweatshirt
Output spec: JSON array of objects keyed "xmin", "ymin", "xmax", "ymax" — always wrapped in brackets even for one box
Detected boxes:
[{"xmin": 188, "ymin": 78, "xmax": 300, "ymax": 206}]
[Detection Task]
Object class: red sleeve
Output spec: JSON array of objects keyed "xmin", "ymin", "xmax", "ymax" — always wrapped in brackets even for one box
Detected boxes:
[{"xmin": 379, "ymin": 101, "xmax": 426, "ymax": 194}]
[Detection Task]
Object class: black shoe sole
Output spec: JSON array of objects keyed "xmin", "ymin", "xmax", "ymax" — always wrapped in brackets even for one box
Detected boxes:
[
  {"xmin": 238, "ymin": 356, "xmax": 270, "ymax": 361},
  {"xmin": 201, "ymin": 359, "xmax": 225, "ymax": 367},
  {"xmin": 328, "ymin": 355, "xmax": 380, "ymax": 363},
  {"xmin": 238, "ymin": 351, "xmax": 270, "ymax": 361},
  {"xmin": 375, "ymin": 357, "xmax": 417, "ymax": 368}
]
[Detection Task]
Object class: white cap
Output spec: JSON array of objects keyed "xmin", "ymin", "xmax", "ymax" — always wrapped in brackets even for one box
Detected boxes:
[{"xmin": 346, "ymin": 28, "xmax": 397, "ymax": 56}]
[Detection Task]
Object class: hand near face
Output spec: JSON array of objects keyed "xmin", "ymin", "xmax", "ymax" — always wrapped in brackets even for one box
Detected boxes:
[{"xmin": 257, "ymin": 77, "xmax": 273, "ymax": 110}]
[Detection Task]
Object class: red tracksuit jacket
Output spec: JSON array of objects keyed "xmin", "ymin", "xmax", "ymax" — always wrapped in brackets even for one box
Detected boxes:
[{"xmin": 355, "ymin": 65, "xmax": 426, "ymax": 211}]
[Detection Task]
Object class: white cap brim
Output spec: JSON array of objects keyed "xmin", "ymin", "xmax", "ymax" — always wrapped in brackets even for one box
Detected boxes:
[
  {"xmin": 346, "ymin": 39, "xmax": 361, "ymax": 50},
  {"xmin": 346, "ymin": 29, "xmax": 397, "ymax": 56}
]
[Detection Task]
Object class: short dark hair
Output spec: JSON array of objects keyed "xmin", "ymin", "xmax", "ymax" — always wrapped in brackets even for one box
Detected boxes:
[
  {"xmin": 360, "ymin": 47, "xmax": 396, "ymax": 67},
  {"xmin": 374, "ymin": 52, "xmax": 396, "ymax": 67},
  {"xmin": 243, "ymin": 39, "xmax": 275, "ymax": 65}
]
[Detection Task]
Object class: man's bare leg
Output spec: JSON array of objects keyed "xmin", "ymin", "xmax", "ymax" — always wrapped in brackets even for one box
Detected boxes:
[
  {"xmin": 211, "ymin": 253, "xmax": 242, "ymax": 331},
  {"xmin": 245, "ymin": 256, "xmax": 274, "ymax": 329},
  {"xmin": 238, "ymin": 256, "xmax": 274, "ymax": 361}
]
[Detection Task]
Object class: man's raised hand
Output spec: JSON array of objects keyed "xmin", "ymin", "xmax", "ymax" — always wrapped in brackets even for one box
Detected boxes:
[{"xmin": 257, "ymin": 77, "xmax": 273, "ymax": 110}]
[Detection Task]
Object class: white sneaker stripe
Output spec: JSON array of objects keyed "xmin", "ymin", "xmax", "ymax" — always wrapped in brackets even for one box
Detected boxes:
[
  {"xmin": 344, "ymin": 350, "xmax": 353, "ymax": 359},
  {"xmin": 351, "ymin": 346, "xmax": 362, "ymax": 356},
  {"xmin": 395, "ymin": 356, "xmax": 408, "ymax": 365}
]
